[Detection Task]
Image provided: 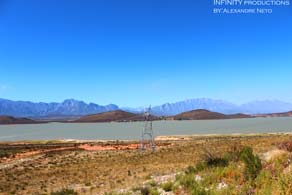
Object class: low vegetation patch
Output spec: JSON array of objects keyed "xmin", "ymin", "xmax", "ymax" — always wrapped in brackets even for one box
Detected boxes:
[
  {"xmin": 106, "ymin": 143, "xmax": 292, "ymax": 195},
  {"xmin": 160, "ymin": 181, "xmax": 174, "ymax": 192},
  {"xmin": 1, "ymin": 134, "xmax": 292, "ymax": 194},
  {"xmin": 240, "ymin": 146, "xmax": 262, "ymax": 180},
  {"xmin": 0, "ymin": 149, "xmax": 20, "ymax": 158}
]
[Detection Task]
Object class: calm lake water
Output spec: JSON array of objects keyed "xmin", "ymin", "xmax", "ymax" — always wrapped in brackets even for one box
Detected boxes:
[{"xmin": 0, "ymin": 117, "xmax": 292, "ymax": 141}]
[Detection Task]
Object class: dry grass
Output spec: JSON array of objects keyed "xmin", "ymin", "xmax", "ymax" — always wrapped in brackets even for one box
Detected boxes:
[{"xmin": 0, "ymin": 133, "xmax": 291, "ymax": 195}]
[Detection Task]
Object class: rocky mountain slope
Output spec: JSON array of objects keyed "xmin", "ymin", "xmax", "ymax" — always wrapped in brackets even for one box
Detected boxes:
[{"xmin": 0, "ymin": 98, "xmax": 118, "ymax": 117}]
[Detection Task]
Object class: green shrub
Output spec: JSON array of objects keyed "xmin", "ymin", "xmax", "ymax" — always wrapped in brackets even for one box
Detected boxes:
[
  {"xmin": 0, "ymin": 150, "xmax": 10, "ymax": 158},
  {"xmin": 203, "ymin": 149, "xmax": 229, "ymax": 168},
  {"xmin": 161, "ymin": 181, "xmax": 173, "ymax": 192},
  {"xmin": 240, "ymin": 146, "xmax": 262, "ymax": 180},
  {"xmin": 254, "ymin": 170, "xmax": 273, "ymax": 194},
  {"xmin": 191, "ymin": 188, "xmax": 209, "ymax": 195},
  {"xmin": 149, "ymin": 188, "xmax": 159, "ymax": 195},
  {"xmin": 178, "ymin": 174, "xmax": 208, "ymax": 194},
  {"xmin": 140, "ymin": 187, "xmax": 150, "ymax": 195},
  {"xmin": 148, "ymin": 180, "xmax": 157, "ymax": 187},
  {"xmin": 0, "ymin": 150, "xmax": 19, "ymax": 158},
  {"xmin": 179, "ymin": 174, "xmax": 196, "ymax": 189},
  {"xmin": 224, "ymin": 147, "xmax": 242, "ymax": 162},
  {"xmin": 185, "ymin": 163, "xmax": 208, "ymax": 175},
  {"xmin": 185, "ymin": 165, "xmax": 196, "ymax": 174},
  {"xmin": 195, "ymin": 162, "xmax": 208, "ymax": 172},
  {"xmin": 206, "ymin": 157, "xmax": 228, "ymax": 167}
]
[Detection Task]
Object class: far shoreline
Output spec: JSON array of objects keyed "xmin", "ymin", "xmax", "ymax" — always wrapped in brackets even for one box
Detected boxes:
[
  {"xmin": 1, "ymin": 132, "xmax": 292, "ymax": 144},
  {"xmin": 0, "ymin": 115, "xmax": 292, "ymax": 126}
]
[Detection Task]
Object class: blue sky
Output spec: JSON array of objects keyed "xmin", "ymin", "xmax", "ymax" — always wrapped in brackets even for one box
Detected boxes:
[{"xmin": 0, "ymin": 0, "xmax": 291, "ymax": 107}]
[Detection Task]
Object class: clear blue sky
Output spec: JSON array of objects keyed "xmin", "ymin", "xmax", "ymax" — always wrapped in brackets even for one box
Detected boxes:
[{"xmin": 0, "ymin": 0, "xmax": 291, "ymax": 107}]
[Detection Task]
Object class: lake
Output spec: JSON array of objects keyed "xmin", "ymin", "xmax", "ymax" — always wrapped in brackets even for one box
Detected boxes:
[{"xmin": 0, "ymin": 117, "xmax": 292, "ymax": 141}]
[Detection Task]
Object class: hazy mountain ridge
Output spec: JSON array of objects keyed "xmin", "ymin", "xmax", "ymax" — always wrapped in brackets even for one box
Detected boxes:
[
  {"xmin": 0, "ymin": 98, "xmax": 119, "ymax": 117},
  {"xmin": 1, "ymin": 98, "xmax": 292, "ymax": 117},
  {"xmin": 151, "ymin": 98, "xmax": 238, "ymax": 116},
  {"xmin": 151, "ymin": 99, "xmax": 292, "ymax": 116},
  {"xmin": 239, "ymin": 100, "xmax": 292, "ymax": 114}
]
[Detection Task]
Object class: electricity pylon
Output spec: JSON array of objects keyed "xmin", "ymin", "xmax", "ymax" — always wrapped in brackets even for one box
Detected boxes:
[{"xmin": 140, "ymin": 106, "xmax": 155, "ymax": 152}]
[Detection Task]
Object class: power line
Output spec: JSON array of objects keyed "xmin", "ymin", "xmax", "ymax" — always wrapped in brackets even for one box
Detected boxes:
[{"xmin": 140, "ymin": 106, "xmax": 155, "ymax": 152}]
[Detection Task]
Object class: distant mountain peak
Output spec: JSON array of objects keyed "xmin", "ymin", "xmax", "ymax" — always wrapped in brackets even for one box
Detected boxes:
[
  {"xmin": 0, "ymin": 98, "xmax": 119, "ymax": 117},
  {"xmin": 1, "ymin": 97, "xmax": 292, "ymax": 117},
  {"xmin": 151, "ymin": 98, "xmax": 238, "ymax": 116},
  {"xmin": 150, "ymin": 98, "xmax": 292, "ymax": 116}
]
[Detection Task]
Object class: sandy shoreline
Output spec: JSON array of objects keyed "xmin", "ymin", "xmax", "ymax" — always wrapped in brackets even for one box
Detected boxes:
[{"xmin": 0, "ymin": 132, "xmax": 291, "ymax": 144}]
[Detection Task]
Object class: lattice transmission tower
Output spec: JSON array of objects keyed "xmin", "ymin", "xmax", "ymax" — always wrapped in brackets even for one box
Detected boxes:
[{"xmin": 140, "ymin": 106, "xmax": 156, "ymax": 152}]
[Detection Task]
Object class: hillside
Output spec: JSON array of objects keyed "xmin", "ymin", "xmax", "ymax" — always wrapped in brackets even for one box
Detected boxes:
[
  {"xmin": 0, "ymin": 98, "xmax": 118, "ymax": 117},
  {"xmin": 0, "ymin": 116, "xmax": 39, "ymax": 124},
  {"xmin": 74, "ymin": 110, "xmax": 159, "ymax": 122},
  {"xmin": 228, "ymin": 113, "xmax": 252, "ymax": 119},
  {"xmin": 172, "ymin": 109, "xmax": 251, "ymax": 120},
  {"xmin": 257, "ymin": 111, "xmax": 292, "ymax": 118}
]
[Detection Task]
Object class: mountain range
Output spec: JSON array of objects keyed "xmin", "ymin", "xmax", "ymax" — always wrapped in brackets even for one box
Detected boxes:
[
  {"xmin": 1, "ymin": 98, "xmax": 292, "ymax": 117},
  {"xmin": 150, "ymin": 99, "xmax": 292, "ymax": 116},
  {"xmin": 0, "ymin": 98, "xmax": 118, "ymax": 117}
]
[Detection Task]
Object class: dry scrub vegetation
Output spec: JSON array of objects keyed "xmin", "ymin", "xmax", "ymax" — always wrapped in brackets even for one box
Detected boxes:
[{"xmin": 0, "ymin": 134, "xmax": 292, "ymax": 195}]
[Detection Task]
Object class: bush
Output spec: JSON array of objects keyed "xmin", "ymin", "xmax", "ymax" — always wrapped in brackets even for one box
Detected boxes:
[
  {"xmin": 0, "ymin": 150, "xmax": 19, "ymax": 158},
  {"xmin": 178, "ymin": 174, "xmax": 196, "ymax": 190},
  {"xmin": 278, "ymin": 174, "xmax": 292, "ymax": 195},
  {"xmin": 140, "ymin": 187, "xmax": 150, "ymax": 195},
  {"xmin": 195, "ymin": 162, "xmax": 208, "ymax": 172},
  {"xmin": 206, "ymin": 157, "xmax": 228, "ymax": 167},
  {"xmin": 148, "ymin": 180, "xmax": 157, "ymax": 187},
  {"xmin": 240, "ymin": 146, "xmax": 262, "ymax": 180},
  {"xmin": 0, "ymin": 150, "xmax": 10, "ymax": 158},
  {"xmin": 149, "ymin": 188, "xmax": 159, "ymax": 195},
  {"xmin": 50, "ymin": 188, "xmax": 77, "ymax": 195},
  {"xmin": 178, "ymin": 174, "xmax": 208, "ymax": 194},
  {"xmin": 161, "ymin": 181, "xmax": 173, "ymax": 192},
  {"xmin": 203, "ymin": 149, "xmax": 229, "ymax": 168},
  {"xmin": 185, "ymin": 163, "xmax": 208, "ymax": 175},
  {"xmin": 185, "ymin": 165, "xmax": 196, "ymax": 174},
  {"xmin": 224, "ymin": 145, "xmax": 242, "ymax": 162}
]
